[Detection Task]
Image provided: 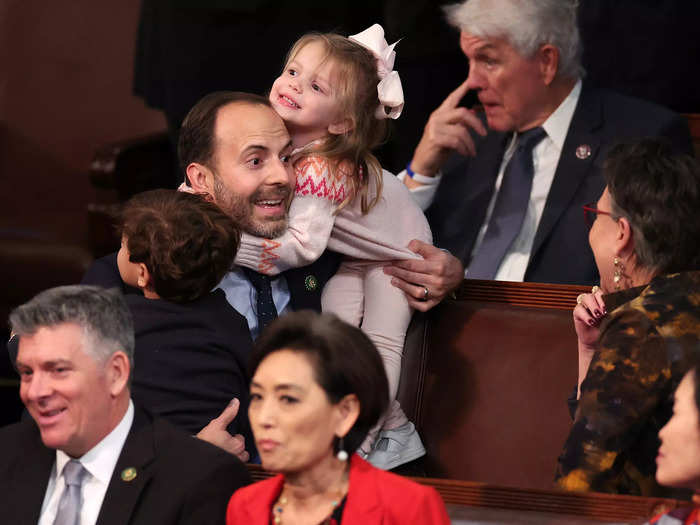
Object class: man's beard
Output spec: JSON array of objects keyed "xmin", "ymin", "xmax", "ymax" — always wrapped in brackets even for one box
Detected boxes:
[{"xmin": 213, "ymin": 177, "xmax": 290, "ymax": 239}]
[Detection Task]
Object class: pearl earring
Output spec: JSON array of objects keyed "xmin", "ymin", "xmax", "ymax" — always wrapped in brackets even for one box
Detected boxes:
[{"xmin": 336, "ymin": 437, "xmax": 348, "ymax": 462}]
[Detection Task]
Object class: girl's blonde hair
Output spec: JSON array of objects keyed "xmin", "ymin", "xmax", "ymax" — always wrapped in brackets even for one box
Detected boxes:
[{"xmin": 285, "ymin": 32, "xmax": 389, "ymax": 214}]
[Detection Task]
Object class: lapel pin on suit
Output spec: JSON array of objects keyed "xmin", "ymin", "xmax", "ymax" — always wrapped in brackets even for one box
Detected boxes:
[
  {"xmin": 576, "ymin": 144, "xmax": 592, "ymax": 159},
  {"xmin": 121, "ymin": 467, "xmax": 137, "ymax": 482},
  {"xmin": 304, "ymin": 275, "xmax": 318, "ymax": 292}
]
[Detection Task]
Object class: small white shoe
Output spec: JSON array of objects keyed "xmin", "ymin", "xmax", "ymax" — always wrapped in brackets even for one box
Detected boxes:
[{"xmin": 365, "ymin": 422, "xmax": 426, "ymax": 471}]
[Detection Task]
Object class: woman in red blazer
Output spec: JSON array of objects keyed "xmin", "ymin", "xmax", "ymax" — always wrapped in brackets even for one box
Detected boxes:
[{"xmin": 226, "ymin": 311, "xmax": 450, "ymax": 524}]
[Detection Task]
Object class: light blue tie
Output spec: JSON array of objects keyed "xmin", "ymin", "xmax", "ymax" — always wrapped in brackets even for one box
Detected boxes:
[
  {"xmin": 467, "ymin": 127, "xmax": 547, "ymax": 279},
  {"xmin": 53, "ymin": 460, "xmax": 87, "ymax": 525}
]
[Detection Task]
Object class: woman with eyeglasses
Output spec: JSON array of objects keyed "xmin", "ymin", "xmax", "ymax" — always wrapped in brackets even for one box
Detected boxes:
[{"xmin": 555, "ymin": 139, "xmax": 700, "ymax": 496}]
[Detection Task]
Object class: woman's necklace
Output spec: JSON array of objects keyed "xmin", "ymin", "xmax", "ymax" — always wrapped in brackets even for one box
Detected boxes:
[
  {"xmin": 273, "ymin": 473, "xmax": 347, "ymax": 525},
  {"xmin": 272, "ymin": 494, "xmax": 342, "ymax": 524},
  {"xmin": 272, "ymin": 494, "xmax": 287, "ymax": 525}
]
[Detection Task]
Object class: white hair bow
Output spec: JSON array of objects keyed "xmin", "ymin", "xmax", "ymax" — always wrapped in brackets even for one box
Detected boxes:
[{"xmin": 348, "ymin": 24, "xmax": 404, "ymax": 120}]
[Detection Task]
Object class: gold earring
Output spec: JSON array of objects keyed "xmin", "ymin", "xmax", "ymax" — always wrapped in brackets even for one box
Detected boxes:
[{"xmin": 613, "ymin": 256, "xmax": 624, "ymax": 290}]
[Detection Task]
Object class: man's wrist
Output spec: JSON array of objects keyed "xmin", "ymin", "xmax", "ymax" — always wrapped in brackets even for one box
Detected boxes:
[
  {"xmin": 408, "ymin": 159, "xmax": 438, "ymax": 179},
  {"xmin": 405, "ymin": 162, "xmax": 441, "ymax": 185},
  {"xmin": 405, "ymin": 162, "xmax": 418, "ymax": 178}
]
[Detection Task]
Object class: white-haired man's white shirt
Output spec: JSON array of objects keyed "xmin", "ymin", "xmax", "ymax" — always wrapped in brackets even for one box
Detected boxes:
[{"xmin": 399, "ymin": 80, "xmax": 582, "ymax": 282}]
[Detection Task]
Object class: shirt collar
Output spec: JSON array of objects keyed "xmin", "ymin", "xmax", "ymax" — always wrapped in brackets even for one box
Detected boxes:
[
  {"xmin": 540, "ymin": 79, "xmax": 582, "ymax": 150},
  {"xmin": 56, "ymin": 399, "xmax": 135, "ymax": 485}
]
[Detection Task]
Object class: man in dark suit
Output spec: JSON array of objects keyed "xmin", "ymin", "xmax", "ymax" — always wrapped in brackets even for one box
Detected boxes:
[
  {"xmin": 0, "ymin": 285, "xmax": 250, "ymax": 524},
  {"xmin": 84, "ymin": 92, "xmax": 339, "ymax": 333},
  {"xmin": 180, "ymin": 91, "xmax": 342, "ymax": 332},
  {"xmin": 85, "ymin": 89, "xmax": 463, "ymax": 313},
  {"xmin": 83, "ymin": 92, "xmax": 342, "ymax": 456},
  {"xmin": 392, "ymin": 0, "xmax": 692, "ymax": 287}
]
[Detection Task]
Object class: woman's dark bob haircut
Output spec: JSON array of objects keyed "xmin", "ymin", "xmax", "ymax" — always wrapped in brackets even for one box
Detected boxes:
[
  {"xmin": 604, "ymin": 138, "xmax": 700, "ymax": 275},
  {"xmin": 249, "ymin": 310, "xmax": 389, "ymax": 455}
]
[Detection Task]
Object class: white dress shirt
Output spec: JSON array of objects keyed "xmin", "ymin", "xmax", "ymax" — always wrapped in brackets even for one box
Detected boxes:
[
  {"xmin": 400, "ymin": 80, "xmax": 582, "ymax": 282},
  {"xmin": 38, "ymin": 400, "xmax": 135, "ymax": 525}
]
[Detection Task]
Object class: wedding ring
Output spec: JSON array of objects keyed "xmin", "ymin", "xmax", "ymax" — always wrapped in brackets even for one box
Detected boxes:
[
  {"xmin": 576, "ymin": 293, "xmax": 586, "ymax": 305},
  {"xmin": 591, "ymin": 285, "xmax": 601, "ymax": 294},
  {"xmin": 422, "ymin": 287, "xmax": 430, "ymax": 301}
]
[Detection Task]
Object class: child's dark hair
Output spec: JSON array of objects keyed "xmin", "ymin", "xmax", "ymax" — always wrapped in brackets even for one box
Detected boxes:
[
  {"xmin": 120, "ymin": 189, "xmax": 240, "ymax": 303},
  {"xmin": 285, "ymin": 33, "xmax": 389, "ymax": 214}
]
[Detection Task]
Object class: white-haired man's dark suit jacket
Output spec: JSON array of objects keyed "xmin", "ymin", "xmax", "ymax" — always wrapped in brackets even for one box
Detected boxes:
[{"xmin": 426, "ymin": 83, "xmax": 693, "ymax": 286}]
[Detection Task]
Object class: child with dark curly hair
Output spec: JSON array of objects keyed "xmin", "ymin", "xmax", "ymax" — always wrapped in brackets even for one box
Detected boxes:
[{"xmin": 117, "ymin": 189, "xmax": 253, "ymax": 453}]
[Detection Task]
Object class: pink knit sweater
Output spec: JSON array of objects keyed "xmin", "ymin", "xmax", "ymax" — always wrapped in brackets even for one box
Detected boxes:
[{"xmin": 235, "ymin": 154, "xmax": 432, "ymax": 275}]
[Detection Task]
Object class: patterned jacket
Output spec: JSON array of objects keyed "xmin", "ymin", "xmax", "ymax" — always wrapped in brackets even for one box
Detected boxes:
[{"xmin": 556, "ymin": 271, "xmax": 700, "ymax": 496}]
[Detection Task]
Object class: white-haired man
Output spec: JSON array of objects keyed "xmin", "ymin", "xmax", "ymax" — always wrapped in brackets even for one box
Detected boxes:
[{"xmin": 392, "ymin": 0, "xmax": 691, "ymax": 286}]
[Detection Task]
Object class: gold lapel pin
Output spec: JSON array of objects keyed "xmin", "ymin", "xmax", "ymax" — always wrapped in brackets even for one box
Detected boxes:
[
  {"xmin": 121, "ymin": 467, "xmax": 137, "ymax": 482},
  {"xmin": 304, "ymin": 275, "xmax": 318, "ymax": 291}
]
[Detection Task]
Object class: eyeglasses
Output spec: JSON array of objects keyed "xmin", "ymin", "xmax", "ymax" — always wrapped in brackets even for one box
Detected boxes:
[{"xmin": 582, "ymin": 203, "xmax": 614, "ymax": 229}]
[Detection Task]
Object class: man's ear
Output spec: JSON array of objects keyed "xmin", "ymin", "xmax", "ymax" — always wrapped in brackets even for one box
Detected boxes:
[
  {"xmin": 538, "ymin": 44, "xmax": 559, "ymax": 86},
  {"xmin": 186, "ymin": 162, "xmax": 215, "ymax": 197},
  {"xmin": 328, "ymin": 118, "xmax": 354, "ymax": 136},
  {"xmin": 106, "ymin": 351, "xmax": 130, "ymax": 397}
]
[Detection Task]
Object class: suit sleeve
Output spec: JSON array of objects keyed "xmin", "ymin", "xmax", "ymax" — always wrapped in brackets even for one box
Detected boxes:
[
  {"xmin": 178, "ymin": 453, "xmax": 251, "ymax": 525},
  {"xmin": 659, "ymin": 112, "xmax": 693, "ymax": 156},
  {"xmin": 81, "ymin": 252, "xmax": 125, "ymax": 289},
  {"xmin": 555, "ymin": 309, "xmax": 670, "ymax": 494},
  {"xmin": 234, "ymin": 155, "xmax": 347, "ymax": 275},
  {"xmin": 81, "ymin": 252, "xmax": 142, "ymax": 295}
]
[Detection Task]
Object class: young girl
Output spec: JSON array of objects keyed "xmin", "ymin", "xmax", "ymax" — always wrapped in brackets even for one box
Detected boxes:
[{"xmin": 234, "ymin": 24, "xmax": 433, "ymax": 470}]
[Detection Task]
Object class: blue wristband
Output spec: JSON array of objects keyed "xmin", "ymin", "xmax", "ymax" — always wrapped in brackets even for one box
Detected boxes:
[{"xmin": 406, "ymin": 162, "xmax": 416, "ymax": 178}]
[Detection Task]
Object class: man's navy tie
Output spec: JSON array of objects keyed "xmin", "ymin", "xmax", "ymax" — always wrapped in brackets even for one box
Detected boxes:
[
  {"xmin": 242, "ymin": 267, "xmax": 278, "ymax": 333},
  {"xmin": 467, "ymin": 126, "xmax": 547, "ymax": 279},
  {"xmin": 53, "ymin": 460, "xmax": 87, "ymax": 525}
]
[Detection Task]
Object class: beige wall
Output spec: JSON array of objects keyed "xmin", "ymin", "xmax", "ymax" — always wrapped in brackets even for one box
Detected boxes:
[{"xmin": 0, "ymin": 0, "xmax": 164, "ymax": 244}]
